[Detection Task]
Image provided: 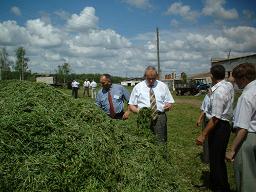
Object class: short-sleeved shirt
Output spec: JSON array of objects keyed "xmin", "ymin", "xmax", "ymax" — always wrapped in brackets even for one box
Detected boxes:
[
  {"xmin": 207, "ymin": 80, "xmax": 234, "ymax": 122},
  {"xmin": 90, "ymin": 81, "xmax": 97, "ymax": 89},
  {"xmin": 200, "ymin": 94, "xmax": 212, "ymax": 120},
  {"xmin": 71, "ymin": 81, "xmax": 79, "ymax": 88},
  {"xmin": 83, "ymin": 81, "xmax": 90, "ymax": 87},
  {"xmin": 96, "ymin": 84, "xmax": 130, "ymax": 114},
  {"xmin": 233, "ymin": 80, "xmax": 256, "ymax": 133},
  {"xmin": 128, "ymin": 80, "xmax": 175, "ymax": 112}
]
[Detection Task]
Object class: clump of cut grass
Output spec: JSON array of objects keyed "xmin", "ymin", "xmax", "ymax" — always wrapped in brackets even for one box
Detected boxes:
[
  {"xmin": 137, "ymin": 107, "xmax": 153, "ymax": 130},
  {"xmin": 0, "ymin": 80, "xmax": 178, "ymax": 192}
]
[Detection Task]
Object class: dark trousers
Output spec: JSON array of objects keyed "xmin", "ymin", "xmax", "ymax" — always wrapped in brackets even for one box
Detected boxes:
[
  {"xmin": 150, "ymin": 112, "xmax": 167, "ymax": 143},
  {"xmin": 202, "ymin": 118, "xmax": 210, "ymax": 163},
  {"xmin": 72, "ymin": 87, "xmax": 78, "ymax": 98},
  {"xmin": 108, "ymin": 111, "xmax": 124, "ymax": 120},
  {"xmin": 208, "ymin": 120, "xmax": 231, "ymax": 192}
]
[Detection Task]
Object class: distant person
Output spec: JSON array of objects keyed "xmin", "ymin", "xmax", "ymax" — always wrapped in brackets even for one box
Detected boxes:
[
  {"xmin": 226, "ymin": 63, "xmax": 256, "ymax": 192},
  {"xmin": 90, "ymin": 80, "xmax": 97, "ymax": 99},
  {"xmin": 129, "ymin": 66, "xmax": 175, "ymax": 144},
  {"xmin": 196, "ymin": 65, "xmax": 234, "ymax": 192},
  {"xmin": 96, "ymin": 74, "xmax": 130, "ymax": 119},
  {"xmin": 83, "ymin": 79, "xmax": 90, "ymax": 97},
  {"xmin": 196, "ymin": 88, "xmax": 211, "ymax": 164},
  {"xmin": 71, "ymin": 80, "xmax": 80, "ymax": 99}
]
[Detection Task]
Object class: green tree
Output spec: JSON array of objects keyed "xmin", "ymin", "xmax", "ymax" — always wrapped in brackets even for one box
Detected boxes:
[
  {"xmin": 56, "ymin": 63, "xmax": 71, "ymax": 84},
  {"xmin": 181, "ymin": 72, "xmax": 187, "ymax": 83},
  {"xmin": 0, "ymin": 48, "xmax": 12, "ymax": 80},
  {"xmin": 15, "ymin": 47, "xmax": 29, "ymax": 80}
]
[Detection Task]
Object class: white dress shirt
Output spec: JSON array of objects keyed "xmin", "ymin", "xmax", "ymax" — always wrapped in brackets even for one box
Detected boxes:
[
  {"xmin": 207, "ymin": 80, "xmax": 234, "ymax": 121},
  {"xmin": 233, "ymin": 80, "xmax": 256, "ymax": 132},
  {"xmin": 128, "ymin": 80, "xmax": 175, "ymax": 112}
]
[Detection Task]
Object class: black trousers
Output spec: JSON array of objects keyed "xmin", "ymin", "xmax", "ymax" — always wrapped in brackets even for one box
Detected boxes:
[
  {"xmin": 208, "ymin": 120, "xmax": 231, "ymax": 192},
  {"xmin": 72, "ymin": 87, "xmax": 78, "ymax": 98}
]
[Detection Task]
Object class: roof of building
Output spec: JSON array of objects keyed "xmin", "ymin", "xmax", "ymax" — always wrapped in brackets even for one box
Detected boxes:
[{"xmin": 211, "ymin": 53, "xmax": 256, "ymax": 64}]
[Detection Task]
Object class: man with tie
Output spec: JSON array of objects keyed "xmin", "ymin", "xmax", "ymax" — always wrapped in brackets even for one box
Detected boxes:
[
  {"xmin": 96, "ymin": 74, "xmax": 130, "ymax": 120},
  {"xmin": 128, "ymin": 66, "xmax": 175, "ymax": 143}
]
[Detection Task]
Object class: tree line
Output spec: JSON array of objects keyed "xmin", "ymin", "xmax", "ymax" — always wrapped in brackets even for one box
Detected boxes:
[{"xmin": 0, "ymin": 47, "xmax": 127, "ymax": 85}]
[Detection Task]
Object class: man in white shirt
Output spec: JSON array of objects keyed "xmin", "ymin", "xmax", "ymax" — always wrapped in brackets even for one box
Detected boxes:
[
  {"xmin": 129, "ymin": 66, "xmax": 175, "ymax": 144},
  {"xmin": 226, "ymin": 63, "xmax": 256, "ymax": 192},
  {"xmin": 196, "ymin": 89, "xmax": 212, "ymax": 164},
  {"xmin": 90, "ymin": 80, "xmax": 97, "ymax": 99},
  {"xmin": 196, "ymin": 65, "xmax": 234, "ymax": 192},
  {"xmin": 71, "ymin": 80, "xmax": 80, "ymax": 99},
  {"xmin": 83, "ymin": 79, "xmax": 90, "ymax": 97}
]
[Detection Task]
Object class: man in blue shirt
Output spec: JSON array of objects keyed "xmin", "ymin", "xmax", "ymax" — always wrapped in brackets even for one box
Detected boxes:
[{"xmin": 96, "ymin": 74, "xmax": 130, "ymax": 120}]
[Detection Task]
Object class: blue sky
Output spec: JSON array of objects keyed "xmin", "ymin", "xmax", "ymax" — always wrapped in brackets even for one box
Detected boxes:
[{"xmin": 0, "ymin": 0, "xmax": 256, "ymax": 77}]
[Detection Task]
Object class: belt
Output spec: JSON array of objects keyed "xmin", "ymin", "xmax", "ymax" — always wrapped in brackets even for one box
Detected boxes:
[{"xmin": 157, "ymin": 111, "xmax": 165, "ymax": 114}]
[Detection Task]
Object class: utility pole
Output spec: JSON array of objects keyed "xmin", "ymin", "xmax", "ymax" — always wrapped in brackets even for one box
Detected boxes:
[
  {"xmin": 156, "ymin": 27, "xmax": 161, "ymax": 79},
  {"xmin": 21, "ymin": 55, "xmax": 24, "ymax": 80}
]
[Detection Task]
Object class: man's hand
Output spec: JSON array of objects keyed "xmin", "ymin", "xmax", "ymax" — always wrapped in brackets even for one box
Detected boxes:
[
  {"xmin": 122, "ymin": 110, "xmax": 130, "ymax": 120},
  {"xmin": 225, "ymin": 150, "xmax": 235, "ymax": 162},
  {"xmin": 196, "ymin": 134, "xmax": 205, "ymax": 145},
  {"xmin": 163, "ymin": 103, "xmax": 172, "ymax": 111},
  {"xmin": 196, "ymin": 120, "xmax": 201, "ymax": 127}
]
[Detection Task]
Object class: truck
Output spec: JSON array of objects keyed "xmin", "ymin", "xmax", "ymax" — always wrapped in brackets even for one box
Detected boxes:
[{"xmin": 174, "ymin": 78, "xmax": 210, "ymax": 96}]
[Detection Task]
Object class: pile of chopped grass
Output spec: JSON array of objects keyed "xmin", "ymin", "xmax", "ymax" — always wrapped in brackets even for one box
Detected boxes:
[{"xmin": 0, "ymin": 80, "xmax": 178, "ymax": 192}]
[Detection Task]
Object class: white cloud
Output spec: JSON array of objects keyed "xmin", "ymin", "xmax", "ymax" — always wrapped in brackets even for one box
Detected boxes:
[
  {"xmin": 223, "ymin": 26, "xmax": 256, "ymax": 51},
  {"xmin": 202, "ymin": 0, "xmax": 238, "ymax": 20},
  {"xmin": 10, "ymin": 6, "xmax": 21, "ymax": 16},
  {"xmin": 26, "ymin": 19, "xmax": 63, "ymax": 47},
  {"xmin": 67, "ymin": 7, "xmax": 98, "ymax": 31},
  {"xmin": 0, "ymin": 21, "xmax": 29, "ymax": 45},
  {"xmin": 122, "ymin": 0, "xmax": 152, "ymax": 9},
  {"xmin": 165, "ymin": 2, "xmax": 199, "ymax": 21},
  {"xmin": 1, "ymin": 5, "xmax": 255, "ymax": 77},
  {"xmin": 72, "ymin": 29, "xmax": 131, "ymax": 49},
  {"xmin": 54, "ymin": 10, "xmax": 70, "ymax": 20}
]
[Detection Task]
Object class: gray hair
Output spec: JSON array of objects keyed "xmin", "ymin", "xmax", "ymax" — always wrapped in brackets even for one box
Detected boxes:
[{"xmin": 144, "ymin": 66, "xmax": 158, "ymax": 78}]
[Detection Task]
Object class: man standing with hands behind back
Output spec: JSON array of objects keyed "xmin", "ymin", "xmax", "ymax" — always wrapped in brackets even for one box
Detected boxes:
[
  {"xmin": 196, "ymin": 65, "xmax": 234, "ymax": 192},
  {"xmin": 128, "ymin": 66, "xmax": 175, "ymax": 144}
]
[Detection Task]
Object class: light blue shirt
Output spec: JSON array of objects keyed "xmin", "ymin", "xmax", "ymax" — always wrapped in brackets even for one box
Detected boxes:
[
  {"xmin": 128, "ymin": 80, "xmax": 175, "ymax": 112},
  {"xmin": 96, "ymin": 84, "xmax": 130, "ymax": 115}
]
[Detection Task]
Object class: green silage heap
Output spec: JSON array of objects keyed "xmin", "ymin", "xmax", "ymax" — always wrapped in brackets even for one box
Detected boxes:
[{"xmin": 0, "ymin": 80, "xmax": 178, "ymax": 192}]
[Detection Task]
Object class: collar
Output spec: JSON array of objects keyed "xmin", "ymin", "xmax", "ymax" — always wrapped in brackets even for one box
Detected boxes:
[
  {"xmin": 243, "ymin": 80, "xmax": 256, "ymax": 93},
  {"xmin": 211, "ymin": 79, "xmax": 225, "ymax": 93},
  {"xmin": 145, "ymin": 80, "xmax": 158, "ymax": 88}
]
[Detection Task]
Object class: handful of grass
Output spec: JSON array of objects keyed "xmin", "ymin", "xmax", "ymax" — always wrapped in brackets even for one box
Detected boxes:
[{"xmin": 137, "ymin": 107, "xmax": 152, "ymax": 129}]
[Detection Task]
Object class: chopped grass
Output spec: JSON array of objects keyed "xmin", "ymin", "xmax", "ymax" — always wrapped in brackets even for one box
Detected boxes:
[{"xmin": 0, "ymin": 80, "xmax": 178, "ymax": 192}]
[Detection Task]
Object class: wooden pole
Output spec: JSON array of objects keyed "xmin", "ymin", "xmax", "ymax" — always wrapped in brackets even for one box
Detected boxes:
[{"xmin": 156, "ymin": 27, "xmax": 160, "ymax": 79}]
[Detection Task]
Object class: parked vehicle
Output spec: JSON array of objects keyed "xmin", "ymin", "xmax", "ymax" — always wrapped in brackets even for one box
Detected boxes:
[{"xmin": 175, "ymin": 78, "xmax": 210, "ymax": 96}]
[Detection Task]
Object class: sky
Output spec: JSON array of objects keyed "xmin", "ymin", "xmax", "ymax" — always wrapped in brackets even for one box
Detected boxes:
[{"xmin": 0, "ymin": 0, "xmax": 256, "ymax": 77}]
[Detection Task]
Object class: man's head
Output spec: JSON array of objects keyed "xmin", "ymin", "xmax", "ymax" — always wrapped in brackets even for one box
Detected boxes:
[
  {"xmin": 210, "ymin": 65, "xmax": 225, "ymax": 84},
  {"xmin": 232, "ymin": 63, "xmax": 256, "ymax": 89},
  {"xmin": 144, "ymin": 66, "xmax": 158, "ymax": 87},
  {"xmin": 100, "ymin": 74, "xmax": 112, "ymax": 90}
]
